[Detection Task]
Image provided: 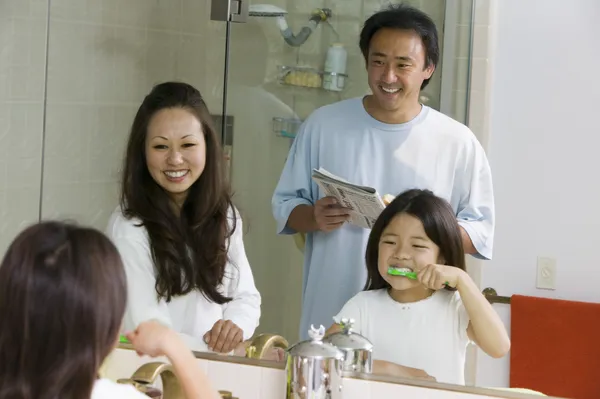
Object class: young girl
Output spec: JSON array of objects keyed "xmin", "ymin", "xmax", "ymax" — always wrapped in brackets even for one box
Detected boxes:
[
  {"xmin": 0, "ymin": 221, "xmax": 219, "ymax": 399},
  {"xmin": 326, "ymin": 189, "xmax": 510, "ymax": 385}
]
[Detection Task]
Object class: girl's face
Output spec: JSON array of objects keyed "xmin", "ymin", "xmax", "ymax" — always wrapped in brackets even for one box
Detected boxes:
[{"xmin": 378, "ymin": 212, "xmax": 442, "ymax": 291}]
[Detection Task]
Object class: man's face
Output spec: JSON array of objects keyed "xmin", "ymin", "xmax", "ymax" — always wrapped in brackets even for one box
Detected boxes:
[{"xmin": 366, "ymin": 28, "xmax": 435, "ymax": 116}]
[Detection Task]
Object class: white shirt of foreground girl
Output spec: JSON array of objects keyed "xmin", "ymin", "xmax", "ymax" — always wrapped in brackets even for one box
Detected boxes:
[
  {"xmin": 334, "ymin": 288, "xmax": 470, "ymax": 385},
  {"xmin": 92, "ymin": 379, "xmax": 148, "ymax": 399}
]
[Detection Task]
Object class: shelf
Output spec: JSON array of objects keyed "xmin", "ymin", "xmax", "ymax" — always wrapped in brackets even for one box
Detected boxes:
[
  {"xmin": 272, "ymin": 117, "xmax": 303, "ymax": 139},
  {"xmin": 277, "ymin": 65, "xmax": 348, "ymax": 91}
]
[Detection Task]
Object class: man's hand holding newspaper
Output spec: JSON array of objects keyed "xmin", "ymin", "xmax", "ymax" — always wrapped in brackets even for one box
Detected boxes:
[
  {"xmin": 311, "ymin": 168, "xmax": 390, "ymax": 230},
  {"xmin": 312, "ymin": 197, "xmax": 351, "ymax": 232}
]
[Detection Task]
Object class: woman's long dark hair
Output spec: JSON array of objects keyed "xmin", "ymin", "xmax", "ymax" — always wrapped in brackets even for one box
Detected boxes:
[
  {"xmin": 120, "ymin": 81, "xmax": 235, "ymax": 304},
  {"xmin": 364, "ymin": 189, "xmax": 466, "ymax": 291},
  {"xmin": 0, "ymin": 221, "xmax": 127, "ymax": 399}
]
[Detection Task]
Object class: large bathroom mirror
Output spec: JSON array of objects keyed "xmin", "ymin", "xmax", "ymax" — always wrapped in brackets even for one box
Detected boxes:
[{"xmin": 2, "ymin": 0, "xmax": 596, "ymax": 398}]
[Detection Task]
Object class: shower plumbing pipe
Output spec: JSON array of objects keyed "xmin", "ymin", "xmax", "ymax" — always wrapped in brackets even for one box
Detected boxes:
[{"xmin": 277, "ymin": 8, "xmax": 332, "ymax": 47}]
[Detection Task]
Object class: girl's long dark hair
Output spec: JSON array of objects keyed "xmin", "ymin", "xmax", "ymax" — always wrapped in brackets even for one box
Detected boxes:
[
  {"xmin": 120, "ymin": 81, "xmax": 235, "ymax": 304},
  {"xmin": 365, "ymin": 189, "xmax": 466, "ymax": 291},
  {"xmin": 0, "ymin": 221, "xmax": 127, "ymax": 399}
]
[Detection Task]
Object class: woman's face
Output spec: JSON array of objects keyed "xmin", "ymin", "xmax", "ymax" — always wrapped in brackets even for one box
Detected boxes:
[{"xmin": 145, "ymin": 107, "xmax": 206, "ymax": 206}]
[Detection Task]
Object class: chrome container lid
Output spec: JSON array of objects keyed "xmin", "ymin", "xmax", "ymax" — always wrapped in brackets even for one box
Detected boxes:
[
  {"xmin": 322, "ymin": 318, "xmax": 373, "ymax": 351},
  {"xmin": 287, "ymin": 325, "xmax": 344, "ymax": 360}
]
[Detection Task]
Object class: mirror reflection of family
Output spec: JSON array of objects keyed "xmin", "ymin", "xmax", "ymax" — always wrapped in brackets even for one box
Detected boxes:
[{"xmin": 0, "ymin": 4, "xmax": 510, "ymax": 399}]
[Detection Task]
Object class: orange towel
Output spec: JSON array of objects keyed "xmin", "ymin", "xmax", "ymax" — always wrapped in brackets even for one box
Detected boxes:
[{"xmin": 510, "ymin": 294, "xmax": 600, "ymax": 399}]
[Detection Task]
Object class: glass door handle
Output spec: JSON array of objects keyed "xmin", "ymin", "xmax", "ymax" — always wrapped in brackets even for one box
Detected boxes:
[{"xmin": 210, "ymin": 0, "xmax": 249, "ymax": 23}]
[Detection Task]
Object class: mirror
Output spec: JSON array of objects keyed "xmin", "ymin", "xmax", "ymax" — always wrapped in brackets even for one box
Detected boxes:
[{"xmin": 1, "ymin": 0, "xmax": 595, "ymax": 398}]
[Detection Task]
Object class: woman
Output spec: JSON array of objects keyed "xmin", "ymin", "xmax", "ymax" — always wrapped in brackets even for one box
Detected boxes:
[
  {"xmin": 106, "ymin": 81, "xmax": 261, "ymax": 354},
  {"xmin": 0, "ymin": 221, "xmax": 218, "ymax": 399}
]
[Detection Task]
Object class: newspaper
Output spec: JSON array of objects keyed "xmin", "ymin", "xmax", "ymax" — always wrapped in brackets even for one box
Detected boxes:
[{"xmin": 311, "ymin": 167, "xmax": 385, "ymax": 229}]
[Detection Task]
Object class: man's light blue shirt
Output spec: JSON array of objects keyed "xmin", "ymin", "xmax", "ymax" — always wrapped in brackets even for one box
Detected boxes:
[{"xmin": 272, "ymin": 98, "xmax": 495, "ymax": 340}]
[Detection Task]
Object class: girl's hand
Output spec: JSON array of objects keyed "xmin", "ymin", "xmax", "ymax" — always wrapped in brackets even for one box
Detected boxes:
[
  {"xmin": 417, "ymin": 264, "xmax": 466, "ymax": 290},
  {"xmin": 126, "ymin": 320, "xmax": 177, "ymax": 358}
]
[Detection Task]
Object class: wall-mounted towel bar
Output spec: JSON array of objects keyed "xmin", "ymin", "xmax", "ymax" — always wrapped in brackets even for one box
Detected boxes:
[{"xmin": 482, "ymin": 287, "xmax": 511, "ymax": 304}]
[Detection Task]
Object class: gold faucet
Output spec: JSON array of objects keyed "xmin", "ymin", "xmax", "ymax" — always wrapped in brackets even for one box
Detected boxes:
[
  {"xmin": 244, "ymin": 333, "xmax": 289, "ymax": 360},
  {"xmin": 117, "ymin": 334, "xmax": 288, "ymax": 398},
  {"xmin": 117, "ymin": 362, "xmax": 183, "ymax": 399}
]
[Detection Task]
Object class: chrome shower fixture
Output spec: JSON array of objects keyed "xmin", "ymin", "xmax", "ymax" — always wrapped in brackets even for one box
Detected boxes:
[{"xmin": 249, "ymin": 4, "xmax": 332, "ymax": 47}]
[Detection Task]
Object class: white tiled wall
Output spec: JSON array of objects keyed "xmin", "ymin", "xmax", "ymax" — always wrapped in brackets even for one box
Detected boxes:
[
  {"xmin": 0, "ymin": 0, "xmax": 48, "ymax": 255},
  {"xmin": 0, "ymin": 0, "xmax": 223, "ymax": 254},
  {"xmin": 41, "ymin": 0, "xmax": 216, "ymax": 228}
]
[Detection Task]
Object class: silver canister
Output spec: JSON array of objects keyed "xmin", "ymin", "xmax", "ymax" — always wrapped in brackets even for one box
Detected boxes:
[
  {"xmin": 285, "ymin": 325, "xmax": 344, "ymax": 399},
  {"xmin": 322, "ymin": 318, "xmax": 373, "ymax": 373}
]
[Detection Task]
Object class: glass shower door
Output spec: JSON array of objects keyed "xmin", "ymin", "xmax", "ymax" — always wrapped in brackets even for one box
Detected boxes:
[{"xmin": 210, "ymin": 0, "xmax": 472, "ymax": 344}]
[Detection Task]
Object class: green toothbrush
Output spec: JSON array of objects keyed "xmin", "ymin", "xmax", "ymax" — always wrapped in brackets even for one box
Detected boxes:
[
  {"xmin": 119, "ymin": 335, "xmax": 130, "ymax": 344},
  {"xmin": 387, "ymin": 266, "xmax": 450, "ymax": 286},
  {"xmin": 387, "ymin": 266, "xmax": 417, "ymax": 279}
]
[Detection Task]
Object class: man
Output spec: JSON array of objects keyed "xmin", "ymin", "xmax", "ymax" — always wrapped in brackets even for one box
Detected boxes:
[{"xmin": 272, "ymin": 4, "xmax": 494, "ymax": 339}]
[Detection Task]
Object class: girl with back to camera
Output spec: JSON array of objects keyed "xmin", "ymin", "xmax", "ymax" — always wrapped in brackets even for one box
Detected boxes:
[
  {"xmin": 106, "ymin": 82, "xmax": 261, "ymax": 355},
  {"xmin": 0, "ymin": 221, "xmax": 219, "ymax": 399},
  {"xmin": 326, "ymin": 189, "xmax": 510, "ymax": 385}
]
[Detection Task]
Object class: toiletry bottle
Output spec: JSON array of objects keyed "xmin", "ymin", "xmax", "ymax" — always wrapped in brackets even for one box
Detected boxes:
[{"xmin": 322, "ymin": 43, "xmax": 347, "ymax": 92}]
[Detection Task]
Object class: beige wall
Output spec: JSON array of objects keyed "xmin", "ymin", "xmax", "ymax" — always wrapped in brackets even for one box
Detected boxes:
[
  {"xmin": 0, "ymin": 0, "xmax": 47, "ymax": 255},
  {"xmin": 42, "ymin": 0, "xmax": 220, "ymax": 230}
]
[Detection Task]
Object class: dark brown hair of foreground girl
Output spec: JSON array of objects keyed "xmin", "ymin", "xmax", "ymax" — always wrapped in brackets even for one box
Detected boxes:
[
  {"xmin": 364, "ymin": 189, "xmax": 466, "ymax": 291},
  {"xmin": 0, "ymin": 221, "xmax": 127, "ymax": 399},
  {"xmin": 120, "ymin": 81, "xmax": 235, "ymax": 304}
]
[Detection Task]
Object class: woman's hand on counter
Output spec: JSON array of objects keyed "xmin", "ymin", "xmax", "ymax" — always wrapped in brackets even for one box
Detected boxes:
[{"xmin": 203, "ymin": 319, "xmax": 244, "ymax": 353}]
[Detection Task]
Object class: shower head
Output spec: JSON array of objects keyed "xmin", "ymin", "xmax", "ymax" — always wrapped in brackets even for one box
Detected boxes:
[{"xmin": 249, "ymin": 4, "xmax": 288, "ymax": 17}]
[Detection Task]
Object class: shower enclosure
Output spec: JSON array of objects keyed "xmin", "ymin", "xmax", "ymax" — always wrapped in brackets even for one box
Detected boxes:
[
  {"xmin": 0, "ymin": 0, "xmax": 473, "ymax": 345},
  {"xmin": 208, "ymin": 0, "xmax": 475, "ymax": 342}
]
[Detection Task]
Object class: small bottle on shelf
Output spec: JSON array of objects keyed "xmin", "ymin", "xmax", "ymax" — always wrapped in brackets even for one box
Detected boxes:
[{"xmin": 322, "ymin": 43, "xmax": 347, "ymax": 92}]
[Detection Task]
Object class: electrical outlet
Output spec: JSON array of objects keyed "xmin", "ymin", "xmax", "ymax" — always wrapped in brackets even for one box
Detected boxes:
[{"xmin": 536, "ymin": 256, "xmax": 556, "ymax": 290}]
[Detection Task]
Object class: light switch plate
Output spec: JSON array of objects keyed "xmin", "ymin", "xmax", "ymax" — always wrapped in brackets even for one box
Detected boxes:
[{"xmin": 536, "ymin": 256, "xmax": 556, "ymax": 290}]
